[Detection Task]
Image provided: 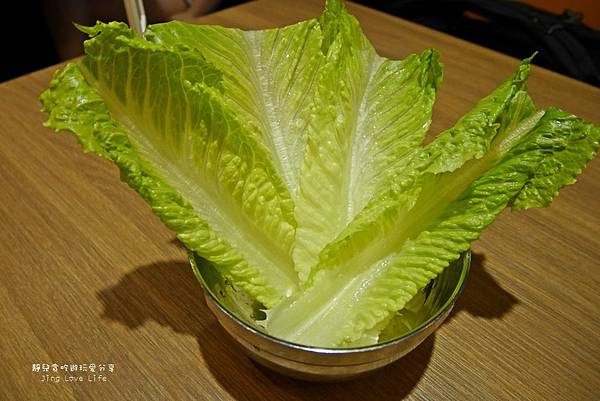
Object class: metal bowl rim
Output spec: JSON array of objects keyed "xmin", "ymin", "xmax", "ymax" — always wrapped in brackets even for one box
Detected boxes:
[{"xmin": 189, "ymin": 250, "xmax": 470, "ymax": 355}]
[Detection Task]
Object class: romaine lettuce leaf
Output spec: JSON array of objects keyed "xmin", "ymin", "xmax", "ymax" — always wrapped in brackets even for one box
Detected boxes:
[
  {"xmin": 146, "ymin": 18, "xmax": 324, "ymax": 199},
  {"xmin": 424, "ymin": 57, "xmax": 535, "ymax": 174},
  {"xmin": 41, "ymin": 23, "xmax": 299, "ymax": 307},
  {"xmin": 312, "ymin": 60, "xmax": 537, "ymax": 283},
  {"xmin": 292, "ymin": 2, "xmax": 442, "ymax": 282},
  {"xmin": 266, "ymin": 108, "xmax": 599, "ymax": 346}
]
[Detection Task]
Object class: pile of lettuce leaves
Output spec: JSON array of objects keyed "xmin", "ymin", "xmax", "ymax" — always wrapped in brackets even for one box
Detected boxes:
[{"xmin": 41, "ymin": 0, "xmax": 599, "ymax": 348}]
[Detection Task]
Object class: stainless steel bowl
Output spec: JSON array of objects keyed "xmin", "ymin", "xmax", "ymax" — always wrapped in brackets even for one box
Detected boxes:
[{"xmin": 189, "ymin": 251, "xmax": 470, "ymax": 381}]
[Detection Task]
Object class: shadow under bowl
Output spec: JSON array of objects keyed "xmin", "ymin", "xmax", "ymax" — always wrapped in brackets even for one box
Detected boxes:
[{"xmin": 189, "ymin": 251, "xmax": 470, "ymax": 382}]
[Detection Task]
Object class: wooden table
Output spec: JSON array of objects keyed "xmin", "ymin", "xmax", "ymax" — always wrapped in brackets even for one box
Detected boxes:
[{"xmin": 1, "ymin": 1, "xmax": 599, "ymax": 400}]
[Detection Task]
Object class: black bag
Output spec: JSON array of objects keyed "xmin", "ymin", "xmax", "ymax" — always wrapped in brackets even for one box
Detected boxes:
[{"xmin": 358, "ymin": 0, "xmax": 600, "ymax": 87}]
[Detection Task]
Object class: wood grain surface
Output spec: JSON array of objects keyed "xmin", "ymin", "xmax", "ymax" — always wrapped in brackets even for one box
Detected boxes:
[{"xmin": 1, "ymin": 1, "xmax": 599, "ymax": 400}]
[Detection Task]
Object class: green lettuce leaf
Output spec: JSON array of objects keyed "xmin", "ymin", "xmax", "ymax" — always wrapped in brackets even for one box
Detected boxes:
[
  {"xmin": 292, "ymin": 2, "xmax": 442, "ymax": 282},
  {"xmin": 324, "ymin": 76, "xmax": 539, "ymax": 290},
  {"xmin": 147, "ymin": 16, "xmax": 324, "ymax": 198},
  {"xmin": 266, "ymin": 108, "xmax": 599, "ymax": 346},
  {"xmin": 511, "ymin": 111, "xmax": 600, "ymax": 209},
  {"xmin": 424, "ymin": 57, "xmax": 535, "ymax": 174},
  {"xmin": 313, "ymin": 60, "xmax": 537, "ymax": 280},
  {"xmin": 41, "ymin": 22, "xmax": 299, "ymax": 307}
]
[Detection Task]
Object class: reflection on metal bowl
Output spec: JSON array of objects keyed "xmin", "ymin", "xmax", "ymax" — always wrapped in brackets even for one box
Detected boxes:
[{"xmin": 189, "ymin": 251, "xmax": 470, "ymax": 382}]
